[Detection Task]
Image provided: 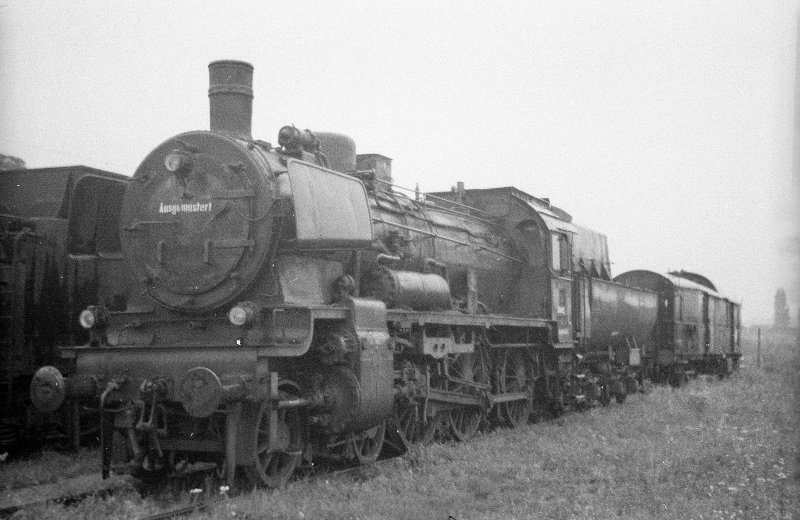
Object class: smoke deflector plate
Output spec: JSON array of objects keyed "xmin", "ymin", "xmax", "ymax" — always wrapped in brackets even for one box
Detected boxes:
[{"xmin": 287, "ymin": 159, "xmax": 373, "ymax": 249}]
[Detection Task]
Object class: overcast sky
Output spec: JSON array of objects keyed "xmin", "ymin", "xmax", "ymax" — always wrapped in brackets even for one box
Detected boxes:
[{"xmin": 1, "ymin": 1, "xmax": 798, "ymax": 325}]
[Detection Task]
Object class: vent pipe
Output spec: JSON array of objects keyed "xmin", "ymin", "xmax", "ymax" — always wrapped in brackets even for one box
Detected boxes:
[
  {"xmin": 208, "ymin": 60, "xmax": 253, "ymax": 139},
  {"xmin": 356, "ymin": 154, "xmax": 392, "ymax": 186}
]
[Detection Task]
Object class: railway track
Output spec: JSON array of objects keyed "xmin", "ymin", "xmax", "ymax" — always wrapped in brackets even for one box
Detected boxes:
[
  {"xmin": 0, "ymin": 395, "xmax": 612, "ymax": 519},
  {"xmin": 135, "ymin": 458, "xmax": 398, "ymax": 520},
  {"xmin": 0, "ymin": 384, "xmax": 673, "ymax": 519},
  {"xmin": 0, "ymin": 473, "xmax": 133, "ymax": 517},
  {"xmin": 0, "ymin": 462, "xmax": 216, "ymax": 518},
  {"xmin": 0, "ymin": 451, "xmax": 399, "ymax": 519},
  {"xmin": 138, "ymin": 502, "xmax": 208, "ymax": 520}
]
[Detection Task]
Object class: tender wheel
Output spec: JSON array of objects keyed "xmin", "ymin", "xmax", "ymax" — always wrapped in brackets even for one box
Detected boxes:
[
  {"xmin": 497, "ymin": 350, "xmax": 531, "ymax": 427},
  {"xmin": 349, "ymin": 421, "xmax": 386, "ymax": 464},
  {"xmin": 244, "ymin": 398, "xmax": 304, "ymax": 488}
]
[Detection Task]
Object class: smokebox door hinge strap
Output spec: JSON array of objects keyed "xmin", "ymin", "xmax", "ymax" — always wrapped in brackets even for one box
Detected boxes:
[
  {"xmin": 204, "ymin": 238, "xmax": 255, "ymax": 263},
  {"xmin": 125, "ymin": 220, "xmax": 180, "ymax": 232}
]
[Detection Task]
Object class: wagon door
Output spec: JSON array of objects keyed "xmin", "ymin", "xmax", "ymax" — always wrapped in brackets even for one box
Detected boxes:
[
  {"xmin": 572, "ymin": 274, "xmax": 590, "ymax": 352},
  {"xmin": 550, "ymin": 231, "xmax": 573, "ymax": 345}
]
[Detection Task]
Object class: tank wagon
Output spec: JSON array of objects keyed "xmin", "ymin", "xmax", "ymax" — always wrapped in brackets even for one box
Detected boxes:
[
  {"xmin": 613, "ymin": 270, "xmax": 741, "ymax": 384},
  {"xmin": 28, "ymin": 60, "xmax": 739, "ymax": 487},
  {"xmin": 572, "ymin": 273, "xmax": 658, "ymax": 402},
  {"xmin": 0, "ymin": 166, "xmax": 129, "ymax": 450}
]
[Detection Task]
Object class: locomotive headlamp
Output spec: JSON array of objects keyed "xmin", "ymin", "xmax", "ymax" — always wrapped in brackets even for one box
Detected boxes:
[
  {"xmin": 228, "ymin": 301, "xmax": 258, "ymax": 327},
  {"xmin": 79, "ymin": 305, "xmax": 109, "ymax": 330},
  {"xmin": 78, "ymin": 309, "xmax": 95, "ymax": 329},
  {"xmin": 164, "ymin": 150, "xmax": 193, "ymax": 174}
]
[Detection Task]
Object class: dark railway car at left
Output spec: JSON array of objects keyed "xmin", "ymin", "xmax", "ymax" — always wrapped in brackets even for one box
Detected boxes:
[{"xmin": 0, "ymin": 166, "xmax": 130, "ymax": 450}]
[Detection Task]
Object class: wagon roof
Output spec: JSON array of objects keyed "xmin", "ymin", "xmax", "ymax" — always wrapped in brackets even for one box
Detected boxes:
[
  {"xmin": 0, "ymin": 166, "xmax": 128, "ymax": 218},
  {"xmin": 615, "ymin": 269, "xmax": 725, "ymax": 299}
]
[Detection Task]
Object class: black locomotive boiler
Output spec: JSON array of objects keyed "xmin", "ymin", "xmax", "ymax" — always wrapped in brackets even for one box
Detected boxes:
[{"xmin": 28, "ymin": 60, "xmax": 740, "ymax": 487}]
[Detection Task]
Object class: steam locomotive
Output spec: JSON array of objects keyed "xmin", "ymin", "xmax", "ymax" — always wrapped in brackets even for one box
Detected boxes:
[
  {"xmin": 0, "ymin": 166, "xmax": 128, "ymax": 451},
  {"xmin": 29, "ymin": 61, "xmax": 740, "ymax": 487}
]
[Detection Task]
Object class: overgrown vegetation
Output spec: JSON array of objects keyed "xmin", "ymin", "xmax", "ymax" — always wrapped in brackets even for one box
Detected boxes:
[
  {"xmin": 0, "ymin": 448, "xmax": 99, "ymax": 492},
  {"xmin": 10, "ymin": 330, "xmax": 799, "ymax": 519}
]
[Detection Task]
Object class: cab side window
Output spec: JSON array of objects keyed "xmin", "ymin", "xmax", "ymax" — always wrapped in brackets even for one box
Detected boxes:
[{"xmin": 550, "ymin": 232, "xmax": 570, "ymax": 274}]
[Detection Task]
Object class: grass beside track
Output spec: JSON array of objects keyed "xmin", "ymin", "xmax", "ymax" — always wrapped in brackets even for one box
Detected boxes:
[
  {"xmin": 0, "ymin": 448, "xmax": 99, "ymax": 492},
  {"xmin": 11, "ymin": 330, "xmax": 799, "ymax": 520}
]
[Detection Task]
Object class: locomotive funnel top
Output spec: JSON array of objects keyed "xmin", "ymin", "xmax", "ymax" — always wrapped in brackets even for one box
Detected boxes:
[{"xmin": 208, "ymin": 60, "xmax": 254, "ymax": 139}]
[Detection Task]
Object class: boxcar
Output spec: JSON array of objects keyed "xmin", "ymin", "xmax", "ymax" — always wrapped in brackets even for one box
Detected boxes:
[{"xmin": 613, "ymin": 270, "xmax": 740, "ymax": 383}]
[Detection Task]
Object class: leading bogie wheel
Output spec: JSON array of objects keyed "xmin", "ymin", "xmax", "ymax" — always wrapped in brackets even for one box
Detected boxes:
[{"xmin": 244, "ymin": 398, "xmax": 304, "ymax": 488}]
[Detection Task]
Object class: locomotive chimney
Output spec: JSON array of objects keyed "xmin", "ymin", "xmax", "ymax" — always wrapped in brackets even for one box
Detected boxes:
[{"xmin": 208, "ymin": 60, "xmax": 253, "ymax": 139}]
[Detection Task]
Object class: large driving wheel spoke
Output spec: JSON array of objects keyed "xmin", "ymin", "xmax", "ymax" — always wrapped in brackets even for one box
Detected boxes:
[
  {"xmin": 442, "ymin": 348, "xmax": 488, "ymax": 440},
  {"xmin": 422, "ymin": 411, "xmax": 449, "ymax": 444},
  {"xmin": 448, "ymin": 351, "xmax": 488, "ymax": 393},
  {"xmin": 399, "ymin": 403, "xmax": 420, "ymax": 442},
  {"xmin": 499, "ymin": 350, "xmax": 531, "ymax": 427},
  {"xmin": 349, "ymin": 421, "xmax": 386, "ymax": 464},
  {"xmin": 448, "ymin": 406, "xmax": 481, "ymax": 441},
  {"xmin": 244, "ymin": 392, "xmax": 304, "ymax": 488},
  {"xmin": 388, "ymin": 398, "xmax": 423, "ymax": 452}
]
